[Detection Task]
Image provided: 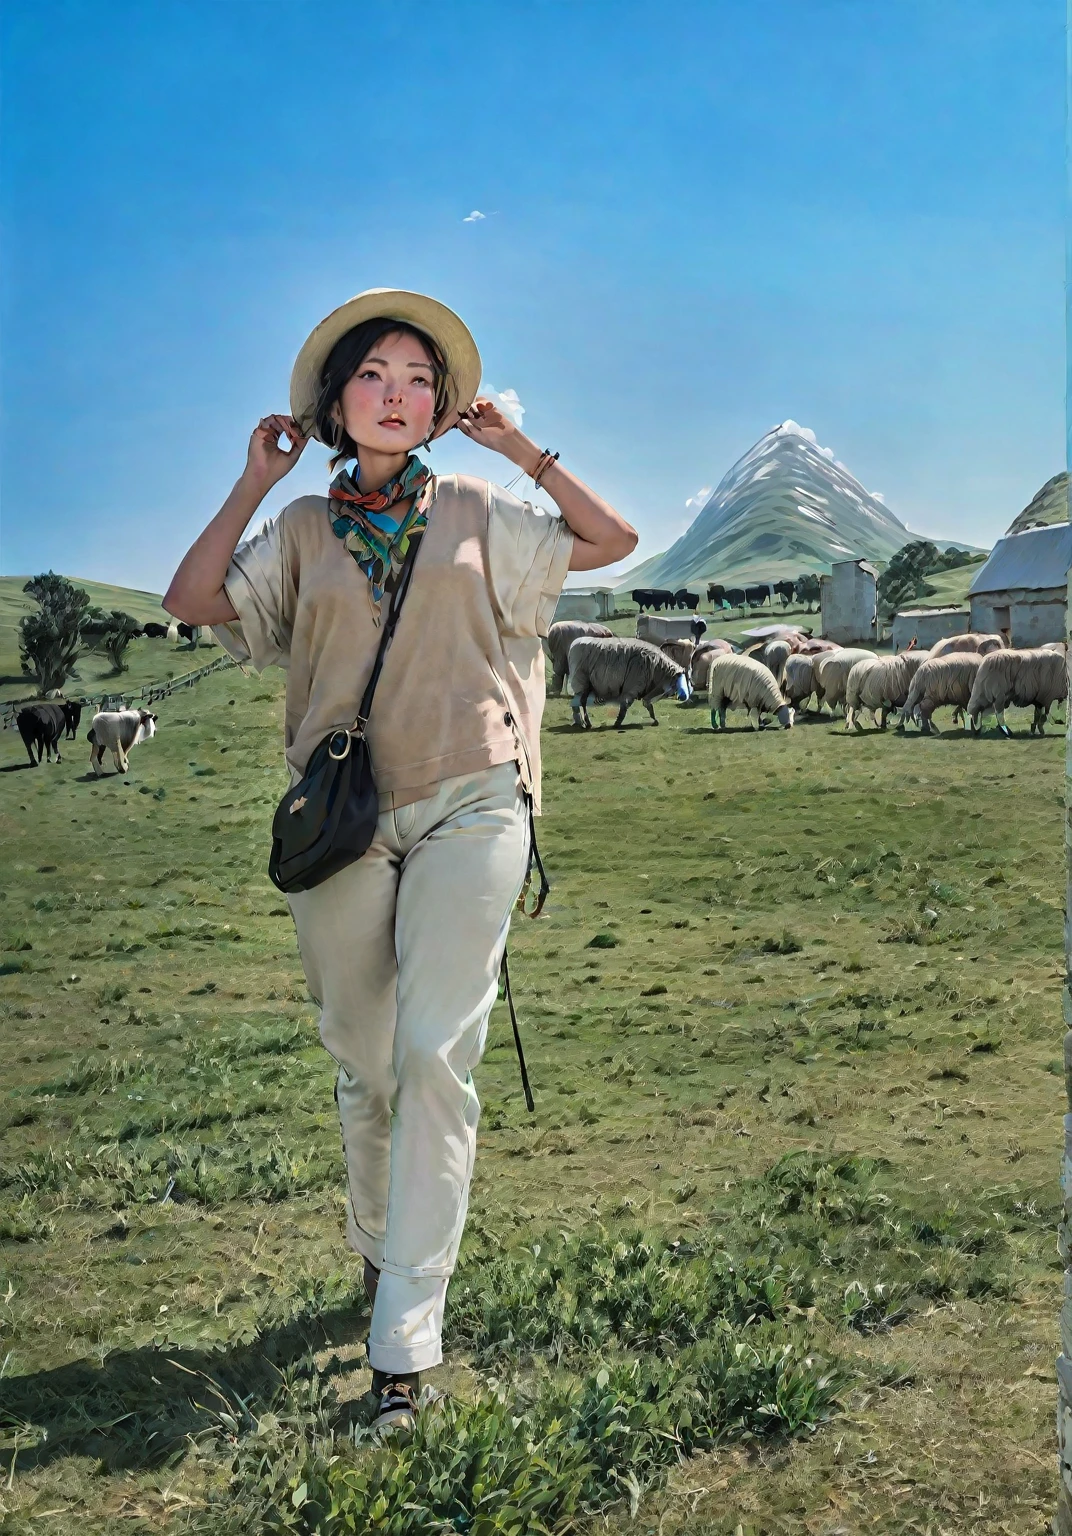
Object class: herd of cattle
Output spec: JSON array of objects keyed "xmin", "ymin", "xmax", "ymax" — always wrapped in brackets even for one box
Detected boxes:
[
  {"xmin": 130, "ymin": 621, "xmax": 200, "ymax": 642},
  {"xmin": 15, "ymin": 702, "xmax": 158, "ymax": 775},
  {"xmin": 548, "ymin": 621, "xmax": 1069, "ymax": 738},
  {"xmin": 8, "ymin": 620, "xmax": 205, "ymax": 774},
  {"xmin": 632, "ymin": 581, "xmax": 800, "ymax": 613}
]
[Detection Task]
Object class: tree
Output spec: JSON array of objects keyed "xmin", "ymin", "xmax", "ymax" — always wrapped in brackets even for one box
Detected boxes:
[
  {"xmin": 18, "ymin": 572, "xmax": 90, "ymax": 695},
  {"xmin": 794, "ymin": 573, "xmax": 821, "ymax": 612},
  {"xmin": 876, "ymin": 541, "xmax": 942, "ymax": 618},
  {"xmin": 97, "ymin": 611, "xmax": 142, "ymax": 673}
]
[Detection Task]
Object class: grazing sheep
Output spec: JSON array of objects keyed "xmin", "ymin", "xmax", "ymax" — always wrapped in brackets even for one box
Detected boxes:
[
  {"xmin": 844, "ymin": 650, "xmax": 930, "ymax": 731},
  {"xmin": 689, "ymin": 637, "xmax": 736, "ymax": 693},
  {"xmin": 969, "ymin": 647, "xmax": 1067, "ymax": 735},
  {"xmin": 782, "ymin": 653, "xmax": 820, "ymax": 714},
  {"xmin": 900, "ymin": 652, "xmax": 983, "ymax": 733},
  {"xmin": 812, "ymin": 648, "xmax": 877, "ymax": 714},
  {"xmin": 929, "ymin": 632, "xmax": 1007, "ymax": 658},
  {"xmin": 567, "ymin": 637, "xmax": 690, "ymax": 729},
  {"xmin": 965, "ymin": 649, "xmax": 1029, "ymax": 736},
  {"xmin": 546, "ymin": 620, "xmax": 613, "ymax": 695},
  {"xmin": 1014, "ymin": 647, "xmax": 1068, "ymax": 733},
  {"xmin": 659, "ymin": 638, "xmax": 696, "ymax": 671},
  {"xmin": 706, "ymin": 653, "xmax": 794, "ymax": 730},
  {"xmin": 795, "ymin": 638, "xmax": 840, "ymax": 657},
  {"xmin": 742, "ymin": 637, "xmax": 792, "ymax": 680},
  {"xmin": 756, "ymin": 637, "xmax": 792, "ymax": 684}
]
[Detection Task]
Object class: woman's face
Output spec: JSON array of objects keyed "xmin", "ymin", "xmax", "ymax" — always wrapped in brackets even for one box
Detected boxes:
[{"xmin": 334, "ymin": 330, "xmax": 437, "ymax": 455}]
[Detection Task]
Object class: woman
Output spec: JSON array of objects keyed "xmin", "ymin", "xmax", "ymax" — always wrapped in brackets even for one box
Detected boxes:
[{"xmin": 165, "ymin": 288, "xmax": 636, "ymax": 1431}]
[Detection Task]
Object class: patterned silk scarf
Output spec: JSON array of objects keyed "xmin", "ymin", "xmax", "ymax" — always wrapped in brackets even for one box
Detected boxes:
[{"xmin": 327, "ymin": 455, "xmax": 432, "ymax": 618}]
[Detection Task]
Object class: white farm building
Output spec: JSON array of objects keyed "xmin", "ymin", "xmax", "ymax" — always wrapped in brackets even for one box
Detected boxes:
[
  {"xmin": 968, "ymin": 523, "xmax": 1072, "ymax": 647},
  {"xmin": 890, "ymin": 606, "xmax": 970, "ymax": 651}
]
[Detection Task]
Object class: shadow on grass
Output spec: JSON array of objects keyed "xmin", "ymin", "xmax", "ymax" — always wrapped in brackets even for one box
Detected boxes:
[
  {"xmin": 0, "ymin": 762, "xmax": 35, "ymax": 773},
  {"xmin": 545, "ymin": 720, "xmax": 654, "ymax": 734},
  {"xmin": 0, "ymin": 1297, "xmax": 370, "ymax": 1473}
]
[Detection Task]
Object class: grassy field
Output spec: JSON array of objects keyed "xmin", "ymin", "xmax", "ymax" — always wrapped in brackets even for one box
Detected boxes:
[
  {"xmin": 0, "ymin": 663, "xmax": 1064, "ymax": 1533},
  {"xmin": 0, "ymin": 576, "xmax": 221, "ymax": 705}
]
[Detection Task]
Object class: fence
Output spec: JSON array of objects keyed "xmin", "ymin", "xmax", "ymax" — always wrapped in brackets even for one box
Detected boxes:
[{"xmin": 1, "ymin": 653, "xmax": 239, "ymax": 731}]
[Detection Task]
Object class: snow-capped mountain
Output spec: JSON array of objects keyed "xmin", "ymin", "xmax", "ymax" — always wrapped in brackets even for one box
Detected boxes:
[{"xmin": 618, "ymin": 421, "xmax": 914, "ymax": 590}]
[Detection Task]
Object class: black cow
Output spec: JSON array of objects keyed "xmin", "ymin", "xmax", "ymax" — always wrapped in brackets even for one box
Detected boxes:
[
  {"xmin": 177, "ymin": 622, "xmax": 199, "ymax": 645},
  {"xmin": 725, "ymin": 587, "xmax": 747, "ymax": 609},
  {"xmin": 16, "ymin": 703, "xmax": 66, "ymax": 765},
  {"xmin": 143, "ymin": 622, "xmax": 169, "ymax": 638},
  {"xmin": 674, "ymin": 590, "xmax": 699, "ymax": 611},
  {"xmin": 62, "ymin": 701, "xmax": 83, "ymax": 740},
  {"xmin": 690, "ymin": 617, "xmax": 708, "ymax": 641},
  {"xmin": 707, "ymin": 584, "xmax": 727, "ymax": 608},
  {"xmin": 632, "ymin": 588, "xmax": 654, "ymax": 612},
  {"xmin": 650, "ymin": 589, "xmax": 675, "ymax": 611},
  {"xmin": 745, "ymin": 583, "xmax": 771, "ymax": 608},
  {"xmin": 772, "ymin": 580, "xmax": 795, "ymax": 608}
]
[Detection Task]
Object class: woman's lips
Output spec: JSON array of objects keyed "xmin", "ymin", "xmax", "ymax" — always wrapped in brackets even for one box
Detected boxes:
[{"xmin": 379, "ymin": 418, "xmax": 405, "ymax": 428}]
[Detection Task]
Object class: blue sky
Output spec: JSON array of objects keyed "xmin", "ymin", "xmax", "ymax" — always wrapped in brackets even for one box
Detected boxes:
[{"xmin": 0, "ymin": 0, "xmax": 1064, "ymax": 592}]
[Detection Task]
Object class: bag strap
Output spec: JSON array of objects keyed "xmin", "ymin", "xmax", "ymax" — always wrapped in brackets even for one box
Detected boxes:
[
  {"xmin": 516, "ymin": 794, "xmax": 551, "ymax": 918},
  {"xmin": 350, "ymin": 532, "xmax": 423, "ymax": 737},
  {"xmin": 500, "ymin": 949, "xmax": 535, "ymax": 1113}
]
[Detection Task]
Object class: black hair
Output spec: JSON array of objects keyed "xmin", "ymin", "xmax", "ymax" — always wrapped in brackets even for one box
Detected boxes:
[{"xmin": 313, "ymin": 317, "xmax": 451, "ymax": 468}]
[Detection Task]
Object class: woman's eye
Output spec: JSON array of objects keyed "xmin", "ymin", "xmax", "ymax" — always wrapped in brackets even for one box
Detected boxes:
[{"xmin": 359, "ymin": 370, "xmax": 380, "ymax": 380}]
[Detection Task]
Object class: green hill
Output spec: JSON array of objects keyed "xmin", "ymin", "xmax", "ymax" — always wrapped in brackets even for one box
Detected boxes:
[
  {"xmin": 1007, "ymin": 471, "xmax": 1069, "ymax": 534},
  {"xmin": 0, "ymin": 574, "xmax": 219, "ymax": 703}
]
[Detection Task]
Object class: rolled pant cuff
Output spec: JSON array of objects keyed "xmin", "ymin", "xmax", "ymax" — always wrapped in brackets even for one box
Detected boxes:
[{"xmin": 367, "ymin": 1338, "xmax": 444, "ymax": 1374}]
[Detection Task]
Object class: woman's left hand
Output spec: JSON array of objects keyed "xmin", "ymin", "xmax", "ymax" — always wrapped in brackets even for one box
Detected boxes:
[{"xmin": 455, "ymin": 398, "xmax": 535, "ymax": 469}]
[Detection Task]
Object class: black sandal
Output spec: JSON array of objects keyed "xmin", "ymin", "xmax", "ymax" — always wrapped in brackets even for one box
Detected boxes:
[{"xmin": 371, "ymin": 1369, "xmax": 420, "ymax": 1433}]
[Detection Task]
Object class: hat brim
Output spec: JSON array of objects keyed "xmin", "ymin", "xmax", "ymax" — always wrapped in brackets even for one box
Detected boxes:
[{"xmin": 290, "ymin": 288, "xmax": 482, "ymax": 445}]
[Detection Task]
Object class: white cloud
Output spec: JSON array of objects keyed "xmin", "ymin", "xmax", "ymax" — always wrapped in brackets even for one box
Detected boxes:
[
  {"xmin": 685, "ymin": 485, "xmax": 712, "ymax": 511},
  {"xmin": 462, "ymin": 209, "xmax": 486, "ymax": 222},
  {"xmin": 481, "ymin": 384, "xmax": 525, "ymax": 426}
]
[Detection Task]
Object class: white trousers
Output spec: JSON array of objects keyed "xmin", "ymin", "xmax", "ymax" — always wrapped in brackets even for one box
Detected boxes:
[{"xmin": 287, "ymin": 761, "xmax": 529, "ymax": 1374}]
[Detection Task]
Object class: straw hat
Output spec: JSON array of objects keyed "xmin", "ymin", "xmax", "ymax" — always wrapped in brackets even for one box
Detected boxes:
[{"xmin": 289, "ymin": 288, "xmax": 482, "ymax": 444}]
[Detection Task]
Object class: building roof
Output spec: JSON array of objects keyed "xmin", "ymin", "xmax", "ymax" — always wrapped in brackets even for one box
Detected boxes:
[
  {"xmin": 968, "ymin": 522, "xmax": 1072, "ymax": 596},
  {"xmin": 830, "ymin": 558, "xmax": 879, "ymax": 576},
  {"xmin": 894, "ymin": 606, "xmax": 965, "ymax": 617},
  {"xmin": 740, "ymin": 624, "xmax": 810, "ymax": 639}
]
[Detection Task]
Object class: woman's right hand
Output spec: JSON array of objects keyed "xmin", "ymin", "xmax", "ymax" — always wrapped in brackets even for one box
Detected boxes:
[{"xmin": 244, "ymin": 414, "xmax": 309, "ymax": 487}]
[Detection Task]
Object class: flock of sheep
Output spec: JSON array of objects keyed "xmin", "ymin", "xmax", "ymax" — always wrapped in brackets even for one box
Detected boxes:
[{"xmin": 547, "ymin": 621, "xmax": 1068, "ymax": 737}]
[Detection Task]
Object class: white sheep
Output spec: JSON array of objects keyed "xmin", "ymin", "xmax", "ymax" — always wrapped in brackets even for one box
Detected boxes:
[
  {"xmin": 929, "ymin": 632, "xmax": 1007, "ymax": 658},
  {"xmin": 759, "ymin": 637, "xmax": 792, "ymax": 684},
  {"xmin": 899, "ymin": 652, "xmax": 983, "ymax": 733},
  {"xmin": 706, "ymin": 653, "xmax": 794, "ymax": 731},
  {"xmin": 844, "ymin": 650, "xmax": 930, "ymax": 731},
  {"xmin": 782, "ymin": 653, "xmax": 819, "ymax": 714},
  {"xmin": 812, "ymin": 648, "xmax": 877, "ymax": 714},
  {"xmin": 659, "ymin": 638, "xmax": 696, "ymax": 672},
  {"xmin": 87, "ymin": 708, "xmax": 158, "ymax": 775},
  {"xmin": 1014, "ymin": 647, "xmax": 1068, "ymax": 733},
  {"xmin": 567, "ymin": 637, "xmax": 690, "ymax": 729},
  {"xmin": 688, "ymin": 638, "xmax": 736, "ymax": 694},
  {"xmin": 546, "ymin": 620, "xmax": 613, "ymax": 695},
  {"xmin": 968, "ymin": 647, "xmax": 1066, "ymax": 735}
]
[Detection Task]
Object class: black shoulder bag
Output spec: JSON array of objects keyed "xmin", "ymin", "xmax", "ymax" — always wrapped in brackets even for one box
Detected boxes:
[{"xmin": 268, "ymin": 537, "xmax": 421, "ymax": 894}]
